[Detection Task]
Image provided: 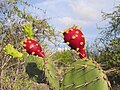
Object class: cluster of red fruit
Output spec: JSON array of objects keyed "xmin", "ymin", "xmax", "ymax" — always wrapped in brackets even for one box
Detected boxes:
[
  {"xmin": 63, "ymin": 25, "xmax": 86, "ymax": 59},
  {"xmin": 21, "ymin": 25, "xmax": 86, "ymax": 59}
]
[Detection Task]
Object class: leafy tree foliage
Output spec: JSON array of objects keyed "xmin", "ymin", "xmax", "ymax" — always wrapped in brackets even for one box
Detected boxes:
[
  {"xmin": 87, "ymin": 5, "xmax": 120, "ymax": 69},
  {"xmin": 99, "ymin": 5, "xmax": 120, "ymax": 43},
  {"xmin": 86, "ymin": 5, "xmax": 120, "ymax": 89}
]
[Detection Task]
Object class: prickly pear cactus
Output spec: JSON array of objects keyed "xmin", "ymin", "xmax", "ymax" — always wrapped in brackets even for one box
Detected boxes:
[
  {"xmin": 4, "ymin": 44, "xmax": 44, "ymax": 70},
  {"xmin": 4, "ymin": 23, "xmax": 59, "ymax": 90},
  {"xmin": 4, "ymin": 44, "xmax": 59, "ymax": 90},
  {"xmin": 61, "ymin": 59, "xmax": 111, "ymax": 90},
  {"xmin": 61, "ymin": 25, "xmax": 111, "ymax": 90},
  {"xmin": 22, "ymin": 22, "xmax": 34, "ymax": 38},
  {"xmin": 4, "ymin": 23, "xmax": 111, "ymax": 90}
]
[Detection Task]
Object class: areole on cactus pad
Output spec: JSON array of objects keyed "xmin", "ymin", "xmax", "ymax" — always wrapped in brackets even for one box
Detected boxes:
[
  {"xmin": 22, "ymin": 38, "xmax": 45, "ymax": 58},
  {"xmin": 63, "ymin": 25, "xmax": 86, "ymax": 59}
]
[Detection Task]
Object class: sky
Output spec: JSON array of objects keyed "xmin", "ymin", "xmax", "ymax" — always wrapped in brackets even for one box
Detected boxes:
[{"xmin": 27, "ymin": 0, "xmax": 119, "ymax": 45}]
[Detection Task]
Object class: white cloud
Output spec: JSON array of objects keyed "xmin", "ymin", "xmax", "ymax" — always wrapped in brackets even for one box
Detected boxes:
[
  {"xmin": 69, "ymin": 1, "xmax": 101, "ymax": 21},
  {"xmin": 69, "ymin": 0, "xmax": 116, "ymax": 22},
  {"xmin": 57, "ymin": 17, "xmax": 74, "ymax": 26},
  {"xmin": 33, "ymin": 0, "xmax": 114, "ymax": 23},
  {"xmin": 33, "ymin": 0, "xmax": 115, "ymax": 22},
  {"xmin": 57, "ymin": 17, "xmax": 91, "ymax": 26}
]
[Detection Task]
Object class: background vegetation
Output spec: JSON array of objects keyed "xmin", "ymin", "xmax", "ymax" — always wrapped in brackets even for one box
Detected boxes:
[
  {"xmin": 0, "ymin": 0, "xmax": 120, "ymax": 90},
  {"xmin": 86, "ymin": 5, "xmax": 120, "ymax": 89}
]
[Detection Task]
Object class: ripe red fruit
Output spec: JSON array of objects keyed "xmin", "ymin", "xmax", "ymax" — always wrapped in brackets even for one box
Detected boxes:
[
  {"xmin": 63, "ymin": 25, "xmax": 86, "ymax": 59},
  {"xmin": 22, "ymin": 38, "xmax": 45, "ymax": 57}
]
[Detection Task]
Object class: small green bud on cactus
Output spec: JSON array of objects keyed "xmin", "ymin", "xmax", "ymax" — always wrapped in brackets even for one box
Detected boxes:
[
  {"xmin": 22, "ymin": 22, "xmax": 34, "ymax": 38},
  {"xmin": 4, "ymin": 44, "xmax": 23, "ymax": 58}
]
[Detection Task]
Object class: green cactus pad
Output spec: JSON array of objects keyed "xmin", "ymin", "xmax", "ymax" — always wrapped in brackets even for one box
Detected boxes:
[
  {"xmin": 22, "ymin": 53, "xmax": 45, "ymax": 83},
  {"xmin": 22, "ymin": 22, "xmax": 34, "ymax": 38},
  {"xmin": 22, "ymin": 53, "xmax": 44, "ymax": 70},
  {"xmin": 4, "ymin": 44, "xmax": 23, "ymax": 58},
  {"xmin": 45, "ymin": 60, "xmax": 59, "ymax": 90},
  {"xmin": 61, "ymin": 59, "xmax": 110, "ymax": 90}
]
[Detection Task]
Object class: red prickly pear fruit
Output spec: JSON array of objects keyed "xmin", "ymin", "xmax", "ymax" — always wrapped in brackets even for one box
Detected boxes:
[
  {"xmin": 37, "ymin": 51, "xmax": 45, "ymax": 57},
  {"xmin": 22, "ymin": 38, "xmax": 45, "ymax": 58},
  {"xmin": 63, "ymin": 25, "xmax": 86, "ymax": 59},
  {"xmin": 78, "ymin": 47, "xmax": 86, "ymax": 59}
]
